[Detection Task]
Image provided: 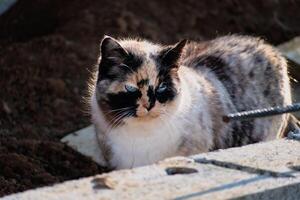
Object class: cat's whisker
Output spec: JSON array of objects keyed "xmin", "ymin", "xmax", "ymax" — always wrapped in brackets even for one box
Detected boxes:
[
  {"xmin": 109, "ymin": 117, "xmax": 123, "ymax": 132},
  {"xmin": 103, "ymin": 107, "xmax": 135, "ymax": 124},
  {"xmin": 104, "ymin": 117, "xmax": 124, "ymax": 137},
  {"xmin": 114, "ymin": 111, "xmax": 133, "ymax": 127},
  {"xmin": 103, "ymin": 106, "xmax": 134, "ymax": 115},
  {"xmin": 106, "ymin": 109, "xmax": 138, "ymax": 169},
  {"xmin": 104, "ymin": 111, "xmax": 130, "ymax": 135},
  {"xmin": 103, "ymin": 110, "xmax": 126, "ymax": 123},
  {"xmin": 109, "ymin": 110, "xmax": 134, "ymax": 130}
]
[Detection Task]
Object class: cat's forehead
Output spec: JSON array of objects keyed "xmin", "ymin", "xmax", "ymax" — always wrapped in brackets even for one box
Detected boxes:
[
  {"xmin": 120, "ymin": 40, "xmax": 162, "ymax": 85},
  {"xmin": 125, "ymin": 59, "xmax": 159, "ymax": 87},
  {"xmin": 119, "ymin": 40, "xmax": 162, "ymax": 56},
  {"xmin": 125, "ymin": 65, "xmax": 159, "ymax": 87}
]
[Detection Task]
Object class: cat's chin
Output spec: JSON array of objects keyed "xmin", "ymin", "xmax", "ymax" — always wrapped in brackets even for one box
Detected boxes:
[
  {"xmin": 124, "ymin": 113, "xmax": 161, "ymax": 125},
  {"xmin": 136, "ymin": 113, "xmax": 160, "ymax": 121}
]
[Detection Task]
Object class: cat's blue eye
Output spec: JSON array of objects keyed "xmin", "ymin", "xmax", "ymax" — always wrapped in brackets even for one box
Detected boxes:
[
  {"xmin": 157, "ymin": 83, "xmax": 167, "ymax": 93},
  {"xmin": 125, "ymin": 85, "xmax": 138, "ymax": 93}
]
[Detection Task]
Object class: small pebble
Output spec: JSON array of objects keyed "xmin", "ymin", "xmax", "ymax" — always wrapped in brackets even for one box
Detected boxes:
[
  {"xmin": 287, "ymin": 129, "xmax": 300, "ymax": 140},
  {"xmin": 2, "ymin": 101, "xmax": 12, "ymax": 114}
]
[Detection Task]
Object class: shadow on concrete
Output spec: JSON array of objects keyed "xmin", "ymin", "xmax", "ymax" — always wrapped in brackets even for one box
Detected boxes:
[
  {"xmin": 194, "ymin": 158, "xmax": 295, "ymax": 178},
  {"xmin": 232, "ymin": 182, "xmax": 300, "ymax": 200},
  {"xmin": 173, "ymin": 160, "xmax": 299, "ymax": 200}
]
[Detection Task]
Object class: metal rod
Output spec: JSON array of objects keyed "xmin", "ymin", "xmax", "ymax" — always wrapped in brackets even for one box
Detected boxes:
[{"xmin": 223, "ymin": 103, "xmax": 300, "ymax": 123}]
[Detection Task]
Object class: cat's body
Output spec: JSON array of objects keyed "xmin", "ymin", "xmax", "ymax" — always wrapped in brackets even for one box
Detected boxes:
[{"xmin": 90, "ymin": 35, "xmax": 293, "ymax": 169}]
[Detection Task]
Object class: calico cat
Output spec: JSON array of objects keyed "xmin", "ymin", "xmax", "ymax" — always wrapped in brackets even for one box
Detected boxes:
[{"xmin": 90, "ymin": 35, "xmax": 294, "ymax": 169}]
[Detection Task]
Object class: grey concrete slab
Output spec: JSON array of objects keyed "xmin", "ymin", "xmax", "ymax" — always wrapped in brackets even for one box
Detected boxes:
[{"xmin": 3, "ymin": 139, "xmax": 300, "ymax": 200}]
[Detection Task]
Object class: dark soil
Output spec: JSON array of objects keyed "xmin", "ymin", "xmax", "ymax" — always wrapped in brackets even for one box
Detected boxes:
[{"xmin": 0, "ymin": 0, "xmax": 300, "ymax": 197}]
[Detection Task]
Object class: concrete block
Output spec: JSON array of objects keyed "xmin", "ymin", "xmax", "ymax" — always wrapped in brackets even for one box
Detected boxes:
[{"xmin": 3, "ymin": 139, "xmax": 300, "ymax": 200}]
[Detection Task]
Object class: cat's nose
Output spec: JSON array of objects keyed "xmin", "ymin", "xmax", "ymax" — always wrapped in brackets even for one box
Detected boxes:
[
  {"xmin": 136, "ymin": 104, "xmax": 149, "ymax": 117},
  {"xmin": 142, "ymin": 102, "xmax": 150, "ymax": 111}
]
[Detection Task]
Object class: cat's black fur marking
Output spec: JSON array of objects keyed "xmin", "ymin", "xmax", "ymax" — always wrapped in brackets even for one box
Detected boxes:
[
  {"xmin": 124, "ymin": 52, "xmax": 144, "ymax": 72},
  {"xmin": 137, "ymin": 79, "xmax": 149, "ymax": 87},
  {"xmin": 106, "ymin": 91, "xmax": 142, "ymax": 114},
  {"xmin": 193, "ymin": 54, "xmax": 237, "ymax": 99},
  {"xmin": 156, "ymin": 73, "xmax": 177, "ymax": 103},
  {"xmin": 194, "ymin": 55, "xmax": 227, "ymax": 80},
  {"xmin": 248, "ymin": 70, "xmax": 255, "ymax": 78},
  {"xmin": 147, "ymin": 86, "xmax": 156, "ymax": 111},
  {"xmin": 231, "ymin": 120, "xmax": 257, "ymax": 147},
  {"xmin": 193, "ymin": 54, "xmax": 259, "ymax": 146},
  {"xmin": 98, "ymin": 53, "xmax": 143, "ymax": 81},
  {"xmin": 98, "ymin": 52, "xmax": 143, "ymax": 82},
  {"xmin": 152, "ymin": 44, "xmax": 183, "ymax": 104},
  {"xmin": 105, "ymin": 77, "xmax": 176, "ymax": 115},
  {"xmin": 263, "ymin": 89, "xmax": 270, "ymax": 97}
]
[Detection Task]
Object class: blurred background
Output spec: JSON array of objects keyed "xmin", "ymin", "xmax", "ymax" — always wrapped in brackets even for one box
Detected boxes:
[{"xmin": 0, "ymin": 0, "xmax": 300, "ymax": 197}]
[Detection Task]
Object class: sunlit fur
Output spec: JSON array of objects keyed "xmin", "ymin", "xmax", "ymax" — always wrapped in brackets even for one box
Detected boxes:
[{"xmin": 90, "ymin": 35, "xmax": 294, "ymax": 169}]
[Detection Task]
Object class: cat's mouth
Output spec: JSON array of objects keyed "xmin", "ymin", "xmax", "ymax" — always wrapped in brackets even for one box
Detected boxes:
[
  {"xmin": 135, "ymin": 106, "xmax": 160, "ymax": 118},
  {"xmin": 106, "ymin": 105, "xmax": 161, "ymax": 125},
  {"xmin": 127, "ymin": 114, "xmax": 160, "ymax": 125},
  {"xmin": 120, "ymin": 109, "xmax": 160, "ymax": 125}
]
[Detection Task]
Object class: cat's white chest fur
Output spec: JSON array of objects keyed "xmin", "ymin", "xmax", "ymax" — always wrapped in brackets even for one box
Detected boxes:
[{"xmin": 107, "ymin": 120, "xmax": 183, "ymax": 169}]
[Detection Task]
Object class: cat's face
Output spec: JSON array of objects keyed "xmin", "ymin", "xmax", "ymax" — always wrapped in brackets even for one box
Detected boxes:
[{"xmin": 95, "ymin": 36, "xmax": 186, "ymax": 125}]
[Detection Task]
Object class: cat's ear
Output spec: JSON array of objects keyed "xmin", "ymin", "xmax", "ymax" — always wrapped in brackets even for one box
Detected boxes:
[
  {"xmin": 98, "ymin": 36, "xmax": 129, "ymax": 80},
  {"xmin": 161, "ymin": 39, "xmax": 187, "ymax": 68},
  {"xmin": 100, "ymin": 35, "xmax": 128, "ymax": 63}
]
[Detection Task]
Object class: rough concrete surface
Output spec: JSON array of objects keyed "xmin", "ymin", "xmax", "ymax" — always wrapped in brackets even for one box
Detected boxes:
[{"xmin": 2, "ymin": 139, "xmax": 300, "ymax": 200}]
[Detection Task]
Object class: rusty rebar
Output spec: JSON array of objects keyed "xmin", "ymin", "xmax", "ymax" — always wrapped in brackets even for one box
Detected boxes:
[{"xmin": 223, "ymin": 103, "xmax": 300, "ymax": 123}]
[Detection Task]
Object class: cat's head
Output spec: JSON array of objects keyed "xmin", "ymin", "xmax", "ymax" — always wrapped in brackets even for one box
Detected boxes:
[{"xmin": 95, "ymin": 36, "xmax": 186, "ymax": 125}]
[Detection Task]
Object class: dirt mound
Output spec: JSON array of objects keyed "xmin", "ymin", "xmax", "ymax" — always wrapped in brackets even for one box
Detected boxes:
[{"xmin": 0, "ymin": 138, "xmax": 108, "ymax": 196}]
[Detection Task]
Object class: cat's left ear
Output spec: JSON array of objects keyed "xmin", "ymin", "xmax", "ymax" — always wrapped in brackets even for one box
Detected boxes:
[{"xmin": 161, "ymin": 39, "xmax": 187, "ymax": 68}]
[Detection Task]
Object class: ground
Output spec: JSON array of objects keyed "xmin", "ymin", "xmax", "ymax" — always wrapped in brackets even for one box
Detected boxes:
[{"xmin": 0, "ymin": 0, "xmax": 300, "ymax": 197}]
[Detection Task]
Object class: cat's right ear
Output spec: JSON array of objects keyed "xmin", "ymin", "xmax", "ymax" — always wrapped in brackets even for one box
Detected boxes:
[
  {"xmin": 98, "ymin": 36, "xmax": 128, "ymax": 80},
  {"xmin": 100, "ymin": 35, "xmax": 128, "ymax": 62}
]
